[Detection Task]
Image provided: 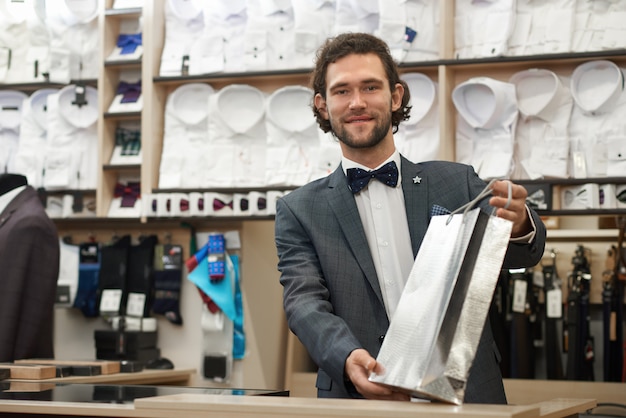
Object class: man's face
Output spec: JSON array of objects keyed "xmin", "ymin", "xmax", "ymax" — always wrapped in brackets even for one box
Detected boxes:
[{"xmin": 314, "ymin": 53, "xmax": 402, "ymax": 151}]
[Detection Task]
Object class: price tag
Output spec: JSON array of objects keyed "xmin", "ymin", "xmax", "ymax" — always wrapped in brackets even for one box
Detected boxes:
[
  {"xmin": 99, "ymin": 289, "xmax": 122, "ymax": 314},
  {"xmin": 512, "ymin": 279, "xmax": 527, "ymax": 313},
  {"xmin": 546, "ymin": 288, "xmax": 562, "ymax": 318}
]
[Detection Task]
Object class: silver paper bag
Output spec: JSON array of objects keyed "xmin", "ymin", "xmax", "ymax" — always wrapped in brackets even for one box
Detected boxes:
[{"xmin": 369, "ymin": 208, "xmax": 512, "ymax": 404}]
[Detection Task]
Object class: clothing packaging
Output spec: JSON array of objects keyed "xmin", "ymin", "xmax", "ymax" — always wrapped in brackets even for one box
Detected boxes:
[{"xmin": 370, "ymin": 207, "xmax": 512, "ymax": 404}]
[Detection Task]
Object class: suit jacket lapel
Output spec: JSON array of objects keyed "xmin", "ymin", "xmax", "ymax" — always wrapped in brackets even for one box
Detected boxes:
[
  {"xmin": 326, "ymin": 166, "xmax": 384, "ymax": 305},
  {"xmin": 400, "ymin": 156, "xmax": 430, "ymax": 257}
]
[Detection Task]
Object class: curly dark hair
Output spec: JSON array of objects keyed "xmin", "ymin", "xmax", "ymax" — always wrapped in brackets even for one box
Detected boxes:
[{"xmin": 310, "ymin": 32, "xmax": 411, "ymax": 134}]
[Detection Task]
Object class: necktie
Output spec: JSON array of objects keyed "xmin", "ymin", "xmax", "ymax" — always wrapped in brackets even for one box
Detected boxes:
[{"xmin": 346, "ymin": 161, "xmax": 399, "ymax": 193}]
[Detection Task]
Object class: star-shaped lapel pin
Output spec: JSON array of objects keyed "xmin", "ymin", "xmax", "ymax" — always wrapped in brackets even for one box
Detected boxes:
[{"xmin": 413, "ymin": 175, "xmax": 422, "ymax": 184}]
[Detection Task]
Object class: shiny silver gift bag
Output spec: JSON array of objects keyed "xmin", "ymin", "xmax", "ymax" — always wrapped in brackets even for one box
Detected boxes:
[{"xmin": 369, "ymin": 207, "xmax": 512, "ymax": 405}]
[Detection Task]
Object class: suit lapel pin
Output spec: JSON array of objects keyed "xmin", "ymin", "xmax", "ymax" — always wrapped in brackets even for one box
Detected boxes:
[{"xmin": 413, "ymin": 175, "xmax": 422, "ymax": 184}]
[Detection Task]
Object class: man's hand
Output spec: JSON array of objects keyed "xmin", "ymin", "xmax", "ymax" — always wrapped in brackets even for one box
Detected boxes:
[
  {"xmin": 344, "ymin": 349, "xmax": 410, "ymax": 401},
  {"xmin": 489, "ymin": 180, "xmax": 533, "ymax": 238}
]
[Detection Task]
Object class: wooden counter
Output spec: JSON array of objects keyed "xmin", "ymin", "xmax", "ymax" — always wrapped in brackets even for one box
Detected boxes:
[{"xmin": 8, "ymin": 368, "xmax": 196, "ymax": 386}]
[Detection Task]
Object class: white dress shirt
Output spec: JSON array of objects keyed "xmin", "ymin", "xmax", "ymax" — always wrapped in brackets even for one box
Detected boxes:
[
  {"xmin": 207, "ymin": 84, "xmax": 267, "ymax": 187},
  {"xmin": 159, "ymin": 83, "xmax": 215, "ymax": 189},
  {"xmin": 265, "ymin": 85, "xmax": 321, "ymax": 186},
  {"xmin": 568, "ymin": 60, "xmax": 626, "ymax": 178},
  {"xmin": 376, "ymin": 0, "xmax": 438, "ymax": 63},
  {"xmin": 454, "ymin": 0, "xmax": 516, "ymax": 59},
  {"xmin": 509, "ymin": 69, "xmax": 573, "ymax": 179},
  {"xmin": 291, "ymin": 0, "xmax": 335, "ymax": 69},
  {"xmin": 46, "ymin": 0, "xmax": 99, "ymax": 83},
  {"xmin": 334, "ymin": 0, "xmax": 379, "ymax": 35},
  {"xmin": 159, "ymin": 0, "xmax": 204, "ymax": 76},
  {"xmin": 572, "ymin": 0, "xmax": 626, "ymax": 53},
  {"xmin": 14, "ymin": 89, "xmax": 59, "ymax": 188},
  {"xmin": 395, "ymin": 72, "xmax": 439, "ymax": 163},
  {"xmin": 45, "ymin": 85, "xmax": 98, "ymax": 190},
  {"xmin": 0, "ymin": 90, "xmax": 28, "ymax": 174},
  {"xmin": 0, "ymin": 0, "xmax": 30, "ymax": 83},
  {"xmin": 453, "ymin": 76, "xmax": 519, "ymax": 180},
  {"xmin": 244, "ymin": 0, "xmax": 295, "ymax": 71},
  {"xmin": 197, "ymin": 0, "xmax": 247, "ymax": 74},
  {"xmin": 342, "ymin": 150, "xmax": 413, "ymax": 320},
  {"xmin": 0, "ymin": 185, "xmax": 26, "ymax": 214},
  {"xmin": 507, "ymin": 0, "xmax": 575, "ymax": 56}
]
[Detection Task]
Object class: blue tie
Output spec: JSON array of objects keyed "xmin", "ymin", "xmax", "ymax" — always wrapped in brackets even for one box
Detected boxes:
[{"xmin": 346, "ymin": 161, "xmax": 399, "ymax": 193}]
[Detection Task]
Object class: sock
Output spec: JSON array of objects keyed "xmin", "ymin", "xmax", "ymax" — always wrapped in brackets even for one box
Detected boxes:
[{"xmin": 152, "ymin": 244, "xmax": 184, "ymax": 325}]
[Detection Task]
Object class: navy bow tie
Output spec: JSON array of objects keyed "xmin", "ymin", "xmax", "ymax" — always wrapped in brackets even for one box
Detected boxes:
[{"xmin": 346, "ymin": 161, "xmax": 399, "ymax": 193}]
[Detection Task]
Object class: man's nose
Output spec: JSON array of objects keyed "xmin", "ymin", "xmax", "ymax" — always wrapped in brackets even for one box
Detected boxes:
[{"xmin": 349, "ymin": 91, "xmax": 366, "ymax": 108}]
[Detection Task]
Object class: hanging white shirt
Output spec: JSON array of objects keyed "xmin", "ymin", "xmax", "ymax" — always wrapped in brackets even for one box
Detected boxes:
[
  {"xmin": 14, "ymin": 89, "xmax": 59, "ymax": 188},
  {"xmin": 0, "ymin": 90, "xmax": 28, "ymax": 174},
  {"xmin": 507, "ymin": 0, "xmax": 575, "ymax": 56},
  {"xmin": 568, "ymin": 60, "xmax": 626, "ymax": 178},
  {"xmin": 395, "ymin": 72, "xmax": 439, "ymax": 163},
  {"xmin": 454, "ymin": 0, "xmax": 516, "ymax": 59},
  {"xmin": 46, "ymin": 0, "xmax": 99, "ymax": 83},
  {"xmin": 334, "ymin": 0, "xmax": 379, "ymax": 35},
  {"xmin": 509, "ymin": 69, "xmax": 573, "ymax": 179},
  {"xmin": 244, "ymin": 0, "xmax": 295, "ymax": 71},
  {"xmin": 159, "ymin": 0, "xmax": 204, "ymax": 76},
  {"xmin": 453, "ymin": 76, "xmax": 519, "ymax": 180},
  {"xmin": 45, "ymin": 85, "xmax": 98, "ymax": 190},
  {"xmin": 196, "ymin": 0, "xmax": 247, "ymax": 74},
  {"xmin": 207, "ymin": 84, "xmax": 267, "ymax": 187},
  {"xmin": 265, "ymin": 85, "xmax": 319, "ymax": 186},
  {"xmin": 376, "ymin": 0, "xmax": 438, "ymax": 63},
  {"xmin": 291, "ymin": 0, "xmax": 335, "ymax": 69},
  {"xmin": 343, "ymin": 150, "xmax": 413, "ymax": 320},
  {"xmin": 159, "ymin": 83, "xmax": 215, "ymax": 189}
]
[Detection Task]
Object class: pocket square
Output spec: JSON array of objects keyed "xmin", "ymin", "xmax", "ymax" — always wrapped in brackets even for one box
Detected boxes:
[{"xmin": 430, "ymin": 204, "xmax": 451, "ymax": 217}]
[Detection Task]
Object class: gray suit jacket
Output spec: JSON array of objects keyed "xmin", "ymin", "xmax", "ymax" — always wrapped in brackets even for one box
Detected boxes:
[
  {"xmin": 0, "ymin": 186, "xmax": 59, "ymax": 362},
  {"xmin": 275, "ymin": 157, "xmax": 546, "ymax": 403}
]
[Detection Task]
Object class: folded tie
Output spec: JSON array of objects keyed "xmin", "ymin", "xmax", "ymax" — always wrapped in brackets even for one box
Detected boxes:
[
  {"xmin": 116, "ymin": 33, "xmax": 142, "ymax": 55},
  {"xmin": 346, "ymin": 161, "xmax": 399, "ymax": 193}
]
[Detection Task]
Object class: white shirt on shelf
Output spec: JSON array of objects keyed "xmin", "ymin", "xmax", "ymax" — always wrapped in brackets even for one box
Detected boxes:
[
  {"xmin": 571, "ymin": 0, "xmax": 626, "ymax": 53},
  {"xmin": 334, "ymin": 0, "xmax": 379, "ymax": 36},
  {"xmin": 13, "ymin": 89, "xmax": 59, "ymax": 188},
  {"xmin": 395, "ymin": 72, "xmax": 439, "ymax": 164},
  {"xmin": 376, "ymin": 0, "xmax": 438, "ymax": 63},
  {"xmin": 0, "ymin": 0, "xmax": 30, "ymax": 83},
  {"xmin": 291, "ymin": 0, "xmax": 335, "ymax": 69},
  {"xmin": 159, "ymin": 0, "xmax": 204, "ymax": 77},
  {"xmin": 452, "ymin": 76, "xmax": 518, "ymax": 180},
  {"xmin": 159, "ymin": 83, "xmax": 214, "ymax": 189},
  {"xmin": 0, "ymin": 90, "xmax": 27, "ymax": 174}
]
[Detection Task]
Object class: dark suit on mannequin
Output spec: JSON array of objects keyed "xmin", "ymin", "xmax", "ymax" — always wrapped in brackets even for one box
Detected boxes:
[
  {"xmin": 0, "ymin": 174, "xmax": 59, "ymax": 362},
  {"xmin": 275, "ymin": 157, "xmax": 546, "ymax": 403}
]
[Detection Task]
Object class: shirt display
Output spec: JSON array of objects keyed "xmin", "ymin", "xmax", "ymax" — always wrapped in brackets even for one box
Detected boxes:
[
  {"xmin": 0, "ymin": 0, "xmax": 30, "ymax": 83},
  {"xmin": 13, "ymin": 89, "xmax": 59, "ymax": 188},
  {"xmin": 454, "ymin": 0, "xmax": 516, "ymax": 59},
  {"xmin": 159, "ymin": 83, "xmax": 215, "ymax": 189},
  {"xmin": 44, "ymin": 84, "xmax": 98, "ymax": 190},
  {"xmin": 46, "ymin": 0, "xmax": 99, "ymax": 83},
  {"xmin": 568, "ymin": 60, "xmax": 626, "ymax": 178},
  {"xmin": 509, "ymin": 69, "xmax": 573, "ymax": 179},
  {"xmin": 376, "ymin": 0, "xmax": 438, "ymax": 63},
  {"xmin": 159, "ymin": 0, "xmax": 204, "ymax": 77},
  {"xmin": 395, "ymin": 72, "xmax": 439, "ymax": 163},
  {"xmin": 244, "ymin": 0, "xmax": 295, "ymax": 71},
  {"xmin": 453, "ymin": 76, "xmax": 518, "ymax": 180},
  {"xmin": 0, "ymin": 90, "xmax": 28, "ymax": 174},
  {"xmin": 571, "ymin": 0, "xmax": 626, "ymax": 53},
  {"xmin": 207, "ymin": 84, "xmax": 267, "ymax": 187}
]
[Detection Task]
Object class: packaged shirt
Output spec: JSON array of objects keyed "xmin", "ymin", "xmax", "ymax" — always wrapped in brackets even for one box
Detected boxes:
[
  {"xmin": 454, "ymin": 0, "xmax": 516, "ymax": 58},
  {"xmin": 453, "ymin": 76, "xmax": 518, "ymax": 180},
  {"xmin": 509, "ymin": 69, "xmax": 573, "ymax": 179},
  {"xmin": 395, "ymin": 72, "xmax": 439, "ymax": 163},
  {"xmin": 159, "ymin": 83, "xmax": 215, "ymax": 189},
  {"xmin": 46, "ymin": 0, "xmax": 99, "ymax": 83},
  {"xmin": 0, "ymin": 90, "xmax": 28, "ymax": 173},
  {"xmin": 14, "ymin": 89, "xmax": 60, "ymax": 188},
  {"xmin": 159, "ymin": 0, "xmax": 204, "ymax": 76}
]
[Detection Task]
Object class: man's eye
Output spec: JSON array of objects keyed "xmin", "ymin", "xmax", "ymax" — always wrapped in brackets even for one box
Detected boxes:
[{"xmin": 365, "ymin": 85, "xmax": 377, "ymax": 92}]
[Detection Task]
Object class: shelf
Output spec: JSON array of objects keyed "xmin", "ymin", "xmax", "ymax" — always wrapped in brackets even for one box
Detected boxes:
[
  {"xmin": 104, "ymin": 59, "xmax": 142, "ymax": 69},
  {"xmin": 104, "ymin": 7, "xmax": 142, "ymax": 17},
  {"xmin": 103, "ymin": 111, "xmax": 142, "ymax": 120},
  {"xmin": 537, "ymin": 209, "xmax": 626, "ymax": 216},
  {"xmin": 516, "ymin": 177, "xmax": 626, "ymax": 186},
  {"xmin": 103, "ymin": 164, "xmax": 142, "ymax": 171},
  {"xmin": 546, "ymin": 228, "xmax": 619, "ymax": 240}
]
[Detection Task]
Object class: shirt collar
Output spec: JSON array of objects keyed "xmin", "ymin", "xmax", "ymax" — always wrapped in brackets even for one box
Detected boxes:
[
  {"xmin": 266, "ymin": 86, "xmax": 316, "ymax": 133},
  {"xmin": 0, "ymin": 185, "xmax": 26, "ymax": 215},
  {"xmin": 510, "ymin": 69, "xmax": 569, "ymax": 122},
  {"xmin": 258, "ymin": 0, "xmax": 293, "ymax": 15},
  {"xmin": 215, "ymin": 84, "xmax": 266, "ymax": 135},
  {"xmin": 168, "ymin": 83, "xmax": 214, "ymax": 125},
  {"xmin": 29, "ymin": 88, "xmax": 60, "ymax": 131},
  {"xmin": 167, "ymin": 0, "xmax": 203, "ymax": 20},
  {"xmin": 571, "ymin": 60, "xmax": 624, "ymax": 115},
  {"xmin": 452, "ymin": 77, "xmax": 517, "ymax": 130},
  {"xmin": 0, "ymin": 90, "xmax": 28, "ymax": 131},
  {"xmin": 402, "ymin": 73, "xmax": 437, "ymax": 125},
  {"xmin": 57, "ymin": 85, "xmax": 98, "ymax": 128}
]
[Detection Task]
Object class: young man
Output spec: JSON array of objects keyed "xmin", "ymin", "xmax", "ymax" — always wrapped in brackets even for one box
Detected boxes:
[{"xmin": 274, "ymin": 33, "xmax": 546, "ymax": 403}]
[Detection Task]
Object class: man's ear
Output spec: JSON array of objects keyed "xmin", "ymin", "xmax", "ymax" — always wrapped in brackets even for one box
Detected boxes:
[
  {"xmin": 391, "ymin": 83, "xmax": 404, "ymax": 112},
  {"xmin": 314, "ymin": 93, "xmax": 329, "ymax": 119}
]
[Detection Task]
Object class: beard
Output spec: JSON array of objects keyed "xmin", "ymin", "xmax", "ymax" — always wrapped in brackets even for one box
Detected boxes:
[{"xmin": 329, "ymin": 107, "xmax": 393, "ymax": 149}]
